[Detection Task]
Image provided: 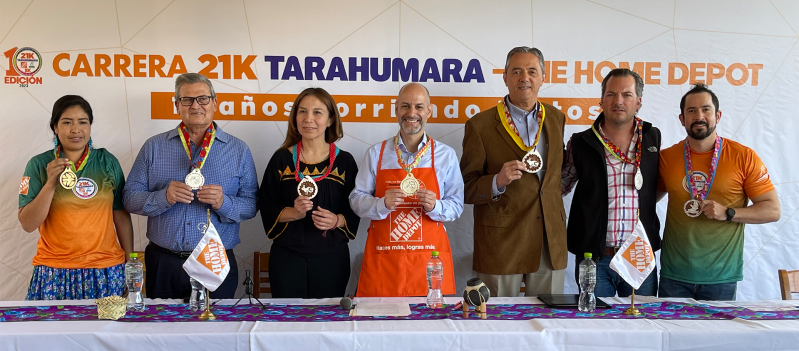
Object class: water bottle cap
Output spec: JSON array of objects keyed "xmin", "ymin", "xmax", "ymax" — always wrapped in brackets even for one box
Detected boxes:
[
  {"xmin": 129, "ymin": 253, "xmax": 138, "ymax": 258},
  {"xmin": 432, "ymin": 251, "xmax": 439, "ymax": 256},
  {"xmin": 583, "ymin": 252, "xmax": 592, "ymax": 259}
]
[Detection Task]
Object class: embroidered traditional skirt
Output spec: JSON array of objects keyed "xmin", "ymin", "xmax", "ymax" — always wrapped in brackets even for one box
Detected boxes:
[{"xmin": 25, "ymin": 263, "xmax": 125, "ymax": 300}]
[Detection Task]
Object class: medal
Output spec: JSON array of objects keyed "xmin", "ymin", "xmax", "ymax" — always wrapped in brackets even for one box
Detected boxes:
[
  {"xmin": 292, "ymin": 141, "xmax": 339, "ymax": 199},
  {"xmin": 523, "ymin": 149, "xmax": 543, "ymax": 174},
  {"xmin": 297, "ymin": 175, "xmax": 319, "ymax": 198},
  {"xmin": 634, "ymin": 168, "xmax": 644, "ymax": 191},
  {"xmin": 394, "ymin": 133, "xmax": 433, "ymax": 196},
  {"xmin": 683, "ymin": 135, "xmax": 722, "ymax": 217},
  {"xmin": 400, "ymin": 173, "xmax": 420, "ymax": 196},
  {"xmin": 683, "ymin": 199, "xmax": 702, "ymax": 217},
  {"xmin": 59, "ymin": 168, "xmax": 78, "ymax": 189},
  {"xmin": 53, "ymin": 145, "xmax": 90, "ymax": 190},
  {"xmin": 185, "ymin": 168, "xmax": 205, "ymax": 190},
  {"xmin": 592, "ymin": 117, "xmax": 644, "ymax": 191},
  {"xmin": 178, "ymin": 122, "xmax": 215, "ymax": 189}
]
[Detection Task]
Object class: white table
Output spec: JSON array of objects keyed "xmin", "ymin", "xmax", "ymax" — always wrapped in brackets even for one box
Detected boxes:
[{"xmin": 2, "ymin": 297, "xmax": 798, "ymax": 351}]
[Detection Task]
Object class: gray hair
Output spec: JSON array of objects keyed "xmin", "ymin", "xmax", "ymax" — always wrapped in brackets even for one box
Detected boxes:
[
  {"xmin": 601, "ymin": 68, "xmax": 644, "ymax": 98},
  {"xmin": 174, "ymin": 73, "xmax": 216, "ymax": 99},
  {"xmin": 504, "ymin": 46, "xmax": 546, "ymax": 75}
]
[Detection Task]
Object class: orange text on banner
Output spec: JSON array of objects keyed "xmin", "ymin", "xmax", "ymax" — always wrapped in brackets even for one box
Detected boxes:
[{"xmin": 151, "ymin": 92, "xmax": 602, "ymax": 125}]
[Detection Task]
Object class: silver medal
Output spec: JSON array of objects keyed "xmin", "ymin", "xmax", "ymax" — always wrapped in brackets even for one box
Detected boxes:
[
  {"xmin": 185, "ymin": 168, "xmax": 205, "ymax": 190},
  {"xmin": 297, "ymin": 174, "xmax": 319, "ymax": 199},
  {"xmin": 634, "ymin": 168, "xmax": 644, "ymax": 191},
  {"xmin": 522, "ymin": 149, "xmax": 543, "ymax": 173}
]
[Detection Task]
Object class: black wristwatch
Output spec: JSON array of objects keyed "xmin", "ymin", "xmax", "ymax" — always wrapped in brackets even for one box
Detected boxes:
[{"xmin": 725, "ymin": 207, "xmax": 736, "ymax": 221}]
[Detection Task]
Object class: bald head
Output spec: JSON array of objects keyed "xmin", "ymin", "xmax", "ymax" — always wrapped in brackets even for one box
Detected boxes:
[{"xmin": 396, "ymin": 82, "xmax": 432, "ymax": 135}]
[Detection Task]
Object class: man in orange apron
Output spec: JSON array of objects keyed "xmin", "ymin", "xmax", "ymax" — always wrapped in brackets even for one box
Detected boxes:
[{"xmin": 349, "ymin": 83, "xmax": 464, "ymax": 297}]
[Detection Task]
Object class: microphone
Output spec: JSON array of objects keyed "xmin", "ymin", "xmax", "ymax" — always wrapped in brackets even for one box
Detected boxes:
[{"xmin": 340, "ymin": 296, "xmax": 353, "ymax": 310}]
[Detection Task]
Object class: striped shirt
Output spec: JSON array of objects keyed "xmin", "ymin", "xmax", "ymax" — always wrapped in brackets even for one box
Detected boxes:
[
  {"xmin": 123, "ymin": 123, "xmax": 258, "ymax": 251},
  {"xmin": 562, "ymin": 124, "xmax": 639, "ymax": 247}
]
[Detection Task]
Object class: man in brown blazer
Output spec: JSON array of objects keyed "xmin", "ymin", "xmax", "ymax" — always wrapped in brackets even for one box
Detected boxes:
[{"xmin": 460, "ymin": 46, "xmax": 567, "ymax": 297}]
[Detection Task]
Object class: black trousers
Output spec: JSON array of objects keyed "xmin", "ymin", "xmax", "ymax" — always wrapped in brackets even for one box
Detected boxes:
[
  {"xmin": 269, "ymin": 244, "xmax": 350, "ymax": 299},
  {"xmin": 144, "ymin": 243, "xmax": 239, "ymax": 299}
]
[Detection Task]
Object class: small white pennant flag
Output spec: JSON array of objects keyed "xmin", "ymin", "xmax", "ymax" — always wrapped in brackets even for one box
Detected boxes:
[
  {"xmin": 182, "ymin": 221, "xmax": 230, "ymax": 292},
  {"xmin": 609, "ymin": 218, "xmax": 656, "ymax": 291}
]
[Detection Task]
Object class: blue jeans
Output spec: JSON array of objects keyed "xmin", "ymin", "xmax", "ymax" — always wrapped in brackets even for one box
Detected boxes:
[
  {"xmin": 574, "ymin": 254, "xmax": 658, "ymax": 297},
  {"xmin": 658, "ymin": 277, "xmax": 737, "ymax": 301}
]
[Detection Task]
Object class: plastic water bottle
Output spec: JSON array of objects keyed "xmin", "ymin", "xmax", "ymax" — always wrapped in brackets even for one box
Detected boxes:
[
  {"xmin": 189, "ymin": 277, "xmax": 206, "ymax": 312},
  {"xmin": 125, "ymin": 252, "xmax": 145, "ymax": 312},
  {"xmin": 578, "ymin": 252, "xmax": 597, "ymax": 312},
  {"xmin": 426, "ymin": 251, "xmax": 444, "ymax": 309}
]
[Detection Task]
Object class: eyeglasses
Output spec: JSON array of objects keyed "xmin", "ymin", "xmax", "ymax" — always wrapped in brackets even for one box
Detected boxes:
[{"xmin": 178, "ymin": 95, "xmax": 213, "ymax": 106}]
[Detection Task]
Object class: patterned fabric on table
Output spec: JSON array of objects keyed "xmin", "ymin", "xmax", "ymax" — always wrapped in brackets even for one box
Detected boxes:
[{"xmin": 26, "ymin": 263, "xmax": 125, "ymax": 300}]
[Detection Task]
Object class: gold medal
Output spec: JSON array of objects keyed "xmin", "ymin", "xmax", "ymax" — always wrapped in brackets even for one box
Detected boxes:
[
  {"xmin": 523, "ymin": 149, "xmax": 543, "ymax": 174},
  {"xmin": 59, "ymin": 168, "xmax": 78, "ymax": 189},
  {"xmin": 185, "ymin": 168, "xmax": 205, "ymax": 190},
  {"xmin": 400, "ymin": 173, "xmax": 420, "ymax": 196},
  {"xmin": 297, "ymin": 174, "xmax": 319, "ymax": 199}
]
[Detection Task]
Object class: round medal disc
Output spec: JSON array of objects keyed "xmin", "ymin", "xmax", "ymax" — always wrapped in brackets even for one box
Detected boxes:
[
  {"xmin": 522, "ymin": 149, "xmax": 543, "ymax": 173},
  {"xmin": 185, "ymin": 168, "xmax": 205, "ymax": 190},
  {"xmin": 683, "ymin": 199, "xmax": 702, "ymax": 217},
  {"xmin": 297, "ymin": 175, "xmax": 318, "ymax": 199},
  {"xmin": 59, "ymin": 168, "xmax": 78, "ymax": 189},
  {"xmin": 634, "ymin": 168, "xmax": 644, "ymax": 191},
  {"xmin": 400, "ymin": 174, "xmax": 420, "ymax": 195}
]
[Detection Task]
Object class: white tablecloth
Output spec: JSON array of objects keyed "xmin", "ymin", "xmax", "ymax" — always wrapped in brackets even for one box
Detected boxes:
[{"xmin": 2, "ymin": 297, "xmax": 798, "ymax": 351}]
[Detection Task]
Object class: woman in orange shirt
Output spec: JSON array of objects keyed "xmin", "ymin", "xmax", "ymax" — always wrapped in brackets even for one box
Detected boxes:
[{"xmin": 18, "ymin": 95, "xmax": 134, "ymax": 300}]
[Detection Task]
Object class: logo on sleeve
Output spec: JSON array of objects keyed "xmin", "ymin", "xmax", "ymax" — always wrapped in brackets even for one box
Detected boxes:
[
  {"xmin": 756, "ymin": 165, "xmax": 770, "ymax": 183},
  {"xmin": 19, "ymin": 177, "xmax": 30, "ymax": 195},
  {"xmin": 73, "ymin": 178, "xmax": 98, "ymax": 199}
]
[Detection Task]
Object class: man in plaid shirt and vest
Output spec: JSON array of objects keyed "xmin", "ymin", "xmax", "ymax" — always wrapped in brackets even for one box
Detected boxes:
[{"xmin": 561, "ymin": 68, "xmax": 662, "ymax": 297}]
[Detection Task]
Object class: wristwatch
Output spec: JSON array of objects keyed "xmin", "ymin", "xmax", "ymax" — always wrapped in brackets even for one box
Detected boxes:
[{"xmin": 725, "ymin": 207, "xmax": 736, "ymax": 221}]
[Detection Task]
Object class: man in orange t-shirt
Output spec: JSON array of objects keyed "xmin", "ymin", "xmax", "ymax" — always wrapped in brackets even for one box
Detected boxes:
[{"xmin": 657, "ymin": 84, "xmax": 780, "ymax": 300}]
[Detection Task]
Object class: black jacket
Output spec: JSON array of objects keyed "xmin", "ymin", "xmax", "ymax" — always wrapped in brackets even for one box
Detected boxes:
[{"xmin": 566, "ymin": 113, "xmax": 661, "ymax": 259}]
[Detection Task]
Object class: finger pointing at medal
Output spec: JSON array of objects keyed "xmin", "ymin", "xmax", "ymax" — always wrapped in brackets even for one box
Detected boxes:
[
  {"xmin": 496, "ymin": 160, "xmax": 526, "ymax": 188},
  {"xmin": 166, "ymin": 181, "xmax": 194, "ymax": 204},
  {"xmin": 197, "ymin": 184, "xmax": 224, "ymax": 210}
]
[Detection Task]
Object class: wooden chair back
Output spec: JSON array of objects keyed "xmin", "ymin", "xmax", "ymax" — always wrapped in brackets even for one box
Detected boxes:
[
  {"xmin": 253, "ymin": 252, "xmax": 271, "ymax": 296},
  {"xmin": 778, "ymin": 269, "xmax": 799, "ymax": 300}
]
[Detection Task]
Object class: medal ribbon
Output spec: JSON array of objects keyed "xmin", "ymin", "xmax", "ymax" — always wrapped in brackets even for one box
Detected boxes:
[
  {"xmin": 292, "ymin": 141, "xmax": 339, "ymax": 182},
  {"xmin": 591, "ymin": 117, "xmax": 643, "ymax": 168},
  {"xmin": 177, "ymin": 122, "xmax": 216, "ymax": 170},
  {"xmin": 393, "ymin": 133, "xmax": 433, "ymax": 175},
  {"xmin": 683, "ymin": 135, "xmax": 723, "ymax": 200},
  {"xmin": 498, "ymin": 100, "xmax": 545, "ymax": 152},
  {"xmin": 54, "ymin": 145, "xmax": 91, "ymax": 172}
]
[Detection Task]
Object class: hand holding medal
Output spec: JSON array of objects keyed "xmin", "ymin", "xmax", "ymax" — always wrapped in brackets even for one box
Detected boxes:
[
  {"xmin": 498, "ymin": 100, "xmax": 546, "ymax": 173},
  {"xmin": 683, "ymin": 135, "xmax": 722, "ymax": 218},
  {"xmin": 53, "ymin": 146, "xmax": 89, "ymax": 190},
  {"xmin": 394, "ymin": 133, "xmax": 433, "ymax": 196}
]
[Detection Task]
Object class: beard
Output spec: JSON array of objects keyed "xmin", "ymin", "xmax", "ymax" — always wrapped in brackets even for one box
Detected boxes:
[
  {"xmin": 687, "ymin": 121, "xmax": 716, "ymax": 140},
  {"xmin": 399, "ymin": 115, "xmax": 424, "ymax": 135}
]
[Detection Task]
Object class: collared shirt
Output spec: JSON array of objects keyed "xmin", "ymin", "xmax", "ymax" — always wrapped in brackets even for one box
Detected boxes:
[
  {"xmin": 491, "ymin": 96, "xmax": 548, "ymax": 196},
  {"xmin": 123, "ymin": 123, "xmax": 258, "ymax": 251},
  {"xmin": 561, "ymin": 123, "xmax": 639, "ymax": 247},
  {"xmin": 349, "ymin": 133, "xmax": 464, "ymax": 222}
]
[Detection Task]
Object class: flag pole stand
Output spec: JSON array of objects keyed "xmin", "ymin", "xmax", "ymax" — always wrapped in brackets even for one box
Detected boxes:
[
  {"xmin": 199, "ymin": 287, "xmax": 216, "ymax": 320},
  {"xmin": 623, "ymin": 289, "xmax": 642, "ymax": 316}
]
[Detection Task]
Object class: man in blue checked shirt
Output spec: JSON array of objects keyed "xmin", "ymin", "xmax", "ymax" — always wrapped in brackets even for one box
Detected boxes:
[{"xmin": 124, "ymin": 73, "xmax": 258, "ymax": 299}]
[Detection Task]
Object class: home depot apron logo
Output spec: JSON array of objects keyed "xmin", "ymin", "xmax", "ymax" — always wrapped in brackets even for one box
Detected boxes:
[
  {"xmin": 620, "ymin": 236, "xmax": 654, "ymax": 273},
  {"xmin": 387, "ymin": 179, "xmax": 426, "ymax": 242},
  {"xmin": 197, "ymin": 238, "xmax": 228, "ymax": 275}
]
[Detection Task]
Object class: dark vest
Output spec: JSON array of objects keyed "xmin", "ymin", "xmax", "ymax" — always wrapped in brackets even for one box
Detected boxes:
[{"xmin": 567, "ymin": 113, "xmax": 661, "ymax": 259}]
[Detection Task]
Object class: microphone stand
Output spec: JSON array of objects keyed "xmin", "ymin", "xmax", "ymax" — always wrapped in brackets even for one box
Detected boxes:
[{"xmin": 231, "ymin": 269, "xmax": 266, "ymax": 309}]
